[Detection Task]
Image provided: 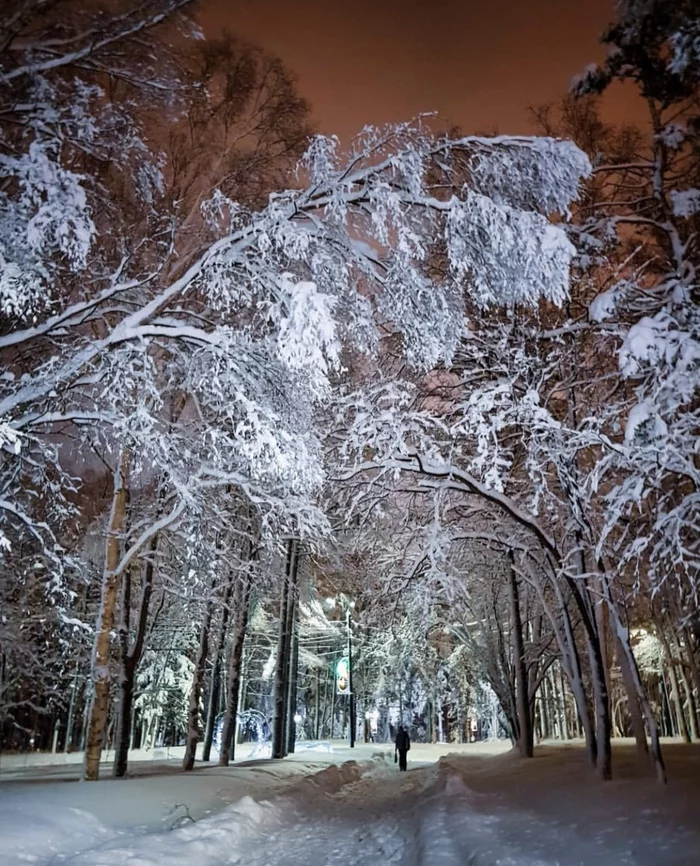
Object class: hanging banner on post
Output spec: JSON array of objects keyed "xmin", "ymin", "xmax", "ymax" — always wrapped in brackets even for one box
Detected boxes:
[{"xmin": 336, "ymin": 657, "xmax": 350, "ymax": 695}]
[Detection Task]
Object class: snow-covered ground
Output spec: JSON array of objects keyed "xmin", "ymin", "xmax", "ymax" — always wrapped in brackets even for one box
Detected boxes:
[{"xmin": 1, "ymin": 740, "xmax": 697, "ymax": 865}]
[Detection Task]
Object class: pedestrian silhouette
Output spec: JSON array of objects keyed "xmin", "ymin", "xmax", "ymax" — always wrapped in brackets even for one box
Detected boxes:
[{"xmin": 394, "ymin": 725, "xmax": 410, "ymax": 771}]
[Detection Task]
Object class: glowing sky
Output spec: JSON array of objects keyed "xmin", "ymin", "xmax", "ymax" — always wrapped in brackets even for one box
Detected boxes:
[{"xmin": 200, "ymin": 0, "xmax": 646, "ymax": 142}]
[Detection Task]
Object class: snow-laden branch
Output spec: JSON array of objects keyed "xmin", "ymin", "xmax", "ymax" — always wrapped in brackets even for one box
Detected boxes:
[
  {"xmin": 1, "ymin": 1, "xmax": 196, "ymax": 83},
  {"xmin": 390, "ymin": 454, "xmax": 561, "ymax": 558},
  {"xmin": 112, "ymin": 499, "xmax": 186, "ymax": 580}
]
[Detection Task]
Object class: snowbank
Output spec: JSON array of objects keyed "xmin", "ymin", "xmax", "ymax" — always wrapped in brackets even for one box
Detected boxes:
[
  {"xmin": 4, "ymin": 742, "xmax": 696, "ymax": 865},
  {"xmin": 0, "ymin": 757, "xmax": 384, "ymax": 866}
]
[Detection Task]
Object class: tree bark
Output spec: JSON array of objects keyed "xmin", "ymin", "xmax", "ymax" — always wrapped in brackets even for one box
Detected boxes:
[
  {"xmin": 604, "ymin": 593, "xmax": 666, "ymax": 783},
  {"xmin": 114, "ymin": 530, "xmax": 158, "ymax": 778},
  {"xmin": 286, "ymin": 602, "xmax": 299, "ymax": 754},
  {"xmin": 64, "ymin": 670, "xmax": 80, "ymax": 753},
  {"xmin": 548, "ymin": 574, "xmax": 597, "ymax": 766},
  {"xmin": 218, "ymin": 571, "xmax": 254, "ymax": 765},
  {"xmin": 84, "ymin": 449, "xmax": 130, "ymax": 782},
  {"xmin": 202, "ymin": 573, "xmax": 235, "ymax": 762},
  {"xmin": 669, "ymin": 628, "xmax": 698, "ymax": 741},
  {"xmin": 585, "ymin": 623, "xmax": 612, "ymax": 780},
  {"xmin": 540, "ymin": 672, "xmax": 551, "ymax": 740},
  {"xmin": 183, "ymin": 589, "xmax": 214, "ymax": 771},
  {"xmin": 271, "ymin": 539, "xmax": 298, "ymax": 759},
  {"xmin": 571, "ymin": 563, "xmax": 611, "ymax": 780},
  {"xmin": 659, "ymin": 627, "xmax": 691, "ymax": 743},
  {"xmin": 616, "ymin": 632, "xmax": 649, "ymax": 759},
  {"xmin": 682, "ymin": 627, "xmax": 700, "ymax": 725},
  {"xmin": 508, "ymin": 554, "xmax": 533, "ymax": 757}
]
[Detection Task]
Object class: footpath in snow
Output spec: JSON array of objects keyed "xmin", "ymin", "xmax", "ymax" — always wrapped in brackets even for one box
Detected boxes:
[{"xmin": 0, "ymin": 740, "xmax": 698, "ymax": 865}]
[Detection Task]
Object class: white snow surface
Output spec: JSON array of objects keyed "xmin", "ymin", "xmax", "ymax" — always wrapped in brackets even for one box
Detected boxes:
[
  {"xmin": 669, "ymin": 188, "xmax": 700, "ymax": 218},
  {"xmin": 588, "ymin": 287, "xmax": 618, "ymax": 323},
  {"xmin": 0, "ymin": 741, "xmax": 697, "ymax": 866}
]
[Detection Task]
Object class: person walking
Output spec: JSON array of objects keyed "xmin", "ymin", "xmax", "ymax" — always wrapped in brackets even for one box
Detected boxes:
[{"xmin": 394, "ymin": 724, "xmax": 410, "ymax": 771}]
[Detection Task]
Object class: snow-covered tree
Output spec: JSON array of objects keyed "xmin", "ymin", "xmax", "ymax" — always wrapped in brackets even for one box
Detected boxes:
[
  {"xmin": 1, "ymin": 0, "xmax": 602, "ymax": 783},
  {"xmin": 571, "ymin": 0, "xmax": 700, "ymax": 600}
]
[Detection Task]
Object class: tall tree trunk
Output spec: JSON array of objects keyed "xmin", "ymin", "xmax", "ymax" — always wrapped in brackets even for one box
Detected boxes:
[
  {"xmin": 113, "ymin": 549, "xmax": 134, "ymax": 778},
  {"xmin": 549, "ymin": 667, "xmax": 564, "ymax": 739},
  {"xmin": 113, "ymin": 675, "xmax": 134, "ymax": 776},
  {"xmin": 659, "ymin": 627, "xmax": 691, "ymax": 743},
  {"xmin": 84, "ymin": 449, "xmax": 130, "ymax": 781},
  {"xmin": 271, "ymin": 574, "xmax": 291, "ymax": 759},
  {"xmin": 271, "ymin": 539, "xmax": 298, "ymax": 759},
  {"xmin": 584, "ymin": 624, "xmax": 612, "ymax": 780},
  {"xmin": 508, "ymin": 555, "xmax": 533, "ymax": 757},
  {"xmin": 615, "ymin": 632, "xmax": 649, "ymax": 760},
  {"xmin": 594, "ymin": 581, "xmax": 612, "ymax": 715},
  {"xmin": 114, "ymin": 531, "xmax": 158, "ymax": 778},
  {"xmin": 682, "ymin": 626, "xmax": 700, "ymax": 722},
  {"xmin": 678, "ymin": 666, "xmax": 698, "ymax": 741},
  {"xmin": 571, "ymin": 561, "xmax": 611, "ymax": 780},
  {"xmin": 557, "ymin": 665, "xmax": 571, "ymax": 739},
  {"xmin": 286, "ymin": 602, "xmax": 299, "ymax": 754},
  {"xmin": 566, "ymin": 554, "xmax": 611, "ymax": 780},
  {"xmin": 183, "ymin": 591, "xmax": 214, "ymax": 771},
  {"xmin": 604, "ymin": 594, "xmax": 666, "ymax": 783},
  {"xmin": 669, "ymin": 628, "xmax": 698, "ymax": 741},
  {"xmin": 547, "ymin": 574, "xmax": 598, "ymax": 766},
  {"xmin": 218, "ymin": 572, "xmax": 254, "ymax": 765},
  {"xmin": 64, "ymin": 670, "xmax": 80, "ymax": 753},
  {"xmin": 202, "ymin": 574, "xmax": 235, "ymax": 762},
  {"xmin": 540, "ymin": 673, "xmax": 551, "ymax": 740}
]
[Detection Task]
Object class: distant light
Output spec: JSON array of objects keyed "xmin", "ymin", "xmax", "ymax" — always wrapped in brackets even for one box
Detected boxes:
[{"xmin": 294, "ymin": 713, "xmax": 302, "ymax": 725}]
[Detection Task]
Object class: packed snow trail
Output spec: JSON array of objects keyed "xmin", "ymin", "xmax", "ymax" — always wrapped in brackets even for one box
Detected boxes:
[
  {"xmin": 4, "ymin": 750, "xmax": 697, "ymax": 866},
  {"xmin": 0, "ymin": 747, "xmax": 700, "ymax": 866}
]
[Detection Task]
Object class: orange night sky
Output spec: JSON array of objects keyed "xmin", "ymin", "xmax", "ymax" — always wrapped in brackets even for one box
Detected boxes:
[{"xmin": 199, "ymin": 0, "xmax": 647, "ymax": 143}]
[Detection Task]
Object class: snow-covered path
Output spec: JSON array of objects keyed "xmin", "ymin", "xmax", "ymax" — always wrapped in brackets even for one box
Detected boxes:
[
  {"xmin": 2, "ymin": 743, "xmax": 698, "ymax": 866},
  {"xmin": 191, "ymin": 754, "xmax": 695, "ymax": 866}
]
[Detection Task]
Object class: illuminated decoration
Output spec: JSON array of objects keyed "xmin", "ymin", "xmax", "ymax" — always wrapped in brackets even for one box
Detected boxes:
[{"xmin": 336, "ymin": 657, "xmax": 350, "ymax": 695}]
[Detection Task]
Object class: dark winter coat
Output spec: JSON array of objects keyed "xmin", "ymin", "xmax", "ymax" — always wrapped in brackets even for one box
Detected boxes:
[{"xmin": 395, "ymin": 728, "xmax": 410, "ymax": 752}]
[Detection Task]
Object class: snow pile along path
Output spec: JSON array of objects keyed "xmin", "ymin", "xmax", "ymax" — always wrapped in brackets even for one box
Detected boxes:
[
  {"xmin": 0, "ymin": 756, "xmax": 385, "ymax": 866},
  {"xmin": 2, "ymin": 744, "xmax": 698, "ymax": 865}
]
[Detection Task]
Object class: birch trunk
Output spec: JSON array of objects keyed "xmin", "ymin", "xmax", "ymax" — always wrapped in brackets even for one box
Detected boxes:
[{"xmin": 84, "ymin": 449, "xmax": 130, "ymax": 781}]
